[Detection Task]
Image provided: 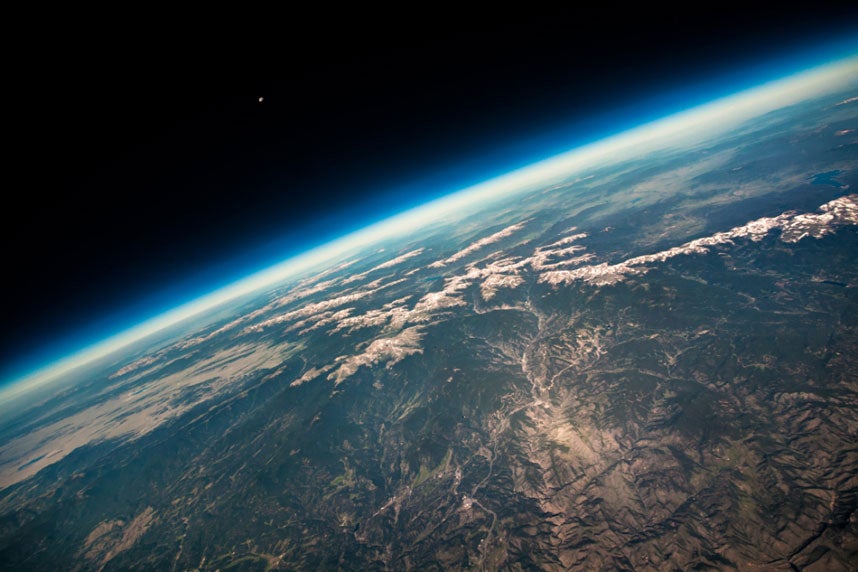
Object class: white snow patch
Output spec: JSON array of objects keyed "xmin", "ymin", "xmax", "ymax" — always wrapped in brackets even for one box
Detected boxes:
[
  {"xmin": 780, "ymin": 195, "xmax": 858, "ymax": 242},
  {"xmin": 540, "ymin": 195, "xmax": 858, "ymax": 287},
  {"xmin": 372, "ymin": 248, "xmax": 425, "ymax": 271},
  {"xmin": 429, "ymin": 221, "xmax": 527, "ymax": 268},
  {"xmin": 245, "ymin": 280, "xmax": 404, "ymax": 334},
  {"xmin": 480, "ymin": 274, "xmax": 525, "ymax": 301},
  {"xmin": 412, "ymin": 290, "xmax": 467, "ymax": 314},
  {"xmin": 291, "ymin": 364, "xmax": 335, "ymax": 387},
  {"xmin": 295, "ymin": 308, "xmax": 356, "ymax": 335},
  {"xmin": 328, "ymin": 328, "xmax": 425, "ymax": 384}
]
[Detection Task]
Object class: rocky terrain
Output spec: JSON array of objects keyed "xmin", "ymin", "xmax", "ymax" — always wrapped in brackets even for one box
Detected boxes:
[{"xmin": 0, "ymin": 71, "xmax": 857, "ymax": 571}]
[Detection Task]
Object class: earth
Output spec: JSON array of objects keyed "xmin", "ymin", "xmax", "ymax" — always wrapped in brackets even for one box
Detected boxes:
[{"xmin": 1, "ymin": 63, "xmax": 858, "ymax": 571}]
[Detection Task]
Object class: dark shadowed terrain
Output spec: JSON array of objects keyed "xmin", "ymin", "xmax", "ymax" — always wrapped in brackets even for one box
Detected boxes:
[{"xmin": 0, "ymin": 62, "xmax": 857, "ymax": 571}]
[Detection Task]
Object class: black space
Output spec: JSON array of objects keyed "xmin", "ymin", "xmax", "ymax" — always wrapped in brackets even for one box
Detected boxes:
[{"xmin": 3, "ymin": 11, "xmax": 857, "ymax": 377}]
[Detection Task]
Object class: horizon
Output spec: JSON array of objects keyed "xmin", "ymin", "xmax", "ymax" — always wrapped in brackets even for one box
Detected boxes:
[{"xmin": 2, "ymin": 45, "xmax": 858, "ymax": 404}]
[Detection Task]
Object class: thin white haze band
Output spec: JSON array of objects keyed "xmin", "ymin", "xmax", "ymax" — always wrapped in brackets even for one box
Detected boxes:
[{"xmin": 3, "ymin": 54, "xmax": 856, "ymax": 402}]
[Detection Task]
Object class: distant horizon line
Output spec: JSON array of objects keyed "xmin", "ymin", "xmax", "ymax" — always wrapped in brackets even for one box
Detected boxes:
[{"xmin": 2, "ymin": 49, "xmax": 857, "ymax": 405}]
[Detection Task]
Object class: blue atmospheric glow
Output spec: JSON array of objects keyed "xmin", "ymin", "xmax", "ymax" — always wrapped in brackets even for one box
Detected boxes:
[{"xmin": 2, "ymin": 35, "xmax": 857, "ymax": 392}]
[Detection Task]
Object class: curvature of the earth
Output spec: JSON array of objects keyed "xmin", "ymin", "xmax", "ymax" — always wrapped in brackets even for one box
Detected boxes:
[{"xmin": 1, "ymin": 65, "xmax": 858, "ymax": 571}]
